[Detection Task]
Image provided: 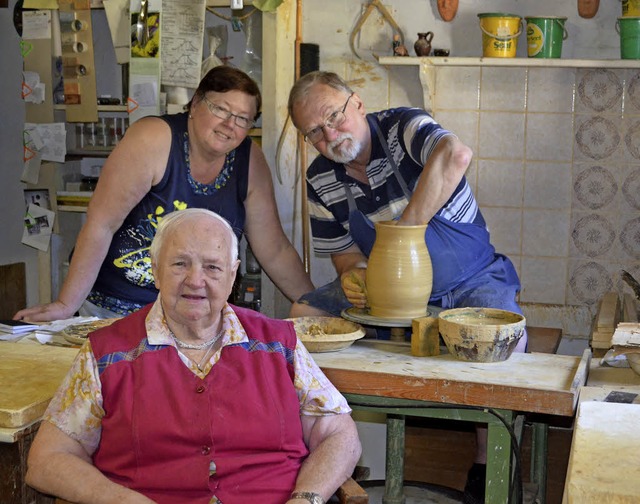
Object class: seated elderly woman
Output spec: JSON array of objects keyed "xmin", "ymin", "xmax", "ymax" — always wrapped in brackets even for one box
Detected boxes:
[{"xmin": 25, "ymin": 208, "xmax": 362, "ymax": 504}]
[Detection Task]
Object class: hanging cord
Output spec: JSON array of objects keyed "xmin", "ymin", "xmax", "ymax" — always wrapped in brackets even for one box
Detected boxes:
[
  {"xmin": 275, "ymin": 113, "xmax": 296, "ymax": 185},
  {"xmin": 206, "ymin": 6, "xmax": 258, "ymax": 22}
]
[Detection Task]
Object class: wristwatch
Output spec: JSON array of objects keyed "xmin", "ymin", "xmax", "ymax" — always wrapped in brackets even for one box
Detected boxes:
[{"xmin": 290, "ymin": 491, "xmax": 325, "ymax": 504}]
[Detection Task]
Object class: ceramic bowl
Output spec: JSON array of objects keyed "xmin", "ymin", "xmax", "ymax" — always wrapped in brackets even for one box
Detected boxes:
[
  {"xmin": 438, "ymin": 307, "xmax": 526, "ymax": 363},
  {"xmin": 287, "ymin": 316, "xmax": 366, "ymax": 353}
]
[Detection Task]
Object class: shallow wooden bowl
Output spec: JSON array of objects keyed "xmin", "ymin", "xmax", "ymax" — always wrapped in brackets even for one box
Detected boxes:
[
  {"xmin": 438, "ymin": 307, "xmax": 526, "ymax": 363},
  {"xmin": 287, "ymin": 316, "xmax": 366, "ymax": 353}
]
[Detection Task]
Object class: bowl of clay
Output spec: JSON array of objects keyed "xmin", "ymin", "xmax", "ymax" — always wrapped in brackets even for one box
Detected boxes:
[
  {"xmin": 438, "ymin": 307, "xmax": 526, "ymax": 363},
  {"xmin": 287, "ymin": 316, "xmax": 366, "ymax": 353}
]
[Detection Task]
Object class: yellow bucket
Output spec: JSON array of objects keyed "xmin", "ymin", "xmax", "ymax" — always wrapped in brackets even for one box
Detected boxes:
[
  {"xmin": 622, "ymin": 0, "xmax": 640, "ymax": 17},
  {"xmin": 478, "ymin": 13, "xmax": 523, "ymax": 58}
]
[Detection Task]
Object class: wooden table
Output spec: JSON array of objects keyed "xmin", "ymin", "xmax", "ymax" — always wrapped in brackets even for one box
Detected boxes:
[
  {"xmin": 314, "ymin": 340, "xmax": 590, "ymax": 504},
  {"xmin": 0, "ymin": 342, "xmax": 79, "ymax": 504},
  {"xmin": 562, "ymin": 363, "xmax": 640, "ymax": 503}
]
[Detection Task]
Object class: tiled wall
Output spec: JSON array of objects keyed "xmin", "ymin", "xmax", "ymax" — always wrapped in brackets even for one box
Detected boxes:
[{"xmin": 432, "ymin": 66, "xmax": 640, "ymax": 316}]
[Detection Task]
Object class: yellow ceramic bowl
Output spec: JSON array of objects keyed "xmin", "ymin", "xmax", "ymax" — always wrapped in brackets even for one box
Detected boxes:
[
  {"xmin": 438, "ymin": 307, "xmax": 526, "ymax": 363},
  {"xmin": 287, "ymin": 316, "xmax": 365, "ymax": 353}
]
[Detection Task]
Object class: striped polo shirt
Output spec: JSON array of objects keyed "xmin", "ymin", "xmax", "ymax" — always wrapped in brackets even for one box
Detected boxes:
[{"xmin": 306, "ymin": 107, "xmax": 483, "ymax": 255}]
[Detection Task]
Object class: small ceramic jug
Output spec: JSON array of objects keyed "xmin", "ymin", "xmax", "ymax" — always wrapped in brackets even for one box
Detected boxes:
[
  {"xmin": 366, "ymin": 221, "xmax": 432, "ymax": 319},
  {"xmin": 414, "ymin": 32, "xmax": 434, "ymax": 56}
]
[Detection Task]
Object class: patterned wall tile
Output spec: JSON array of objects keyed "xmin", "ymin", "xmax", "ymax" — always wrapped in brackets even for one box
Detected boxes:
[
  {"xmin": 567, "ymin": 259, "xmax": 614, "ymax": 305},
  {"xmin": 625, "ymin": 70, "xmax": 640, "ymax": 115},
  {"xmin": 573, "ymin": 114, "xmax": 623, "ymax": 162},
  {"xmin": 575, "ymin": 68, "xmax": 623, "ymax": 114},
  {"xmin": 572, "ymin": 163, "xmax": 619, "ymax": 211},
  {"xmin": 621, "ymin": 165, "xmax": 640, "ymax": 211},
  {"xmin": 619, "ymin": 215, "xmax": 640, "ymax": 261},
  {"xmin": 623, "ymin": 117, "xmax": 640, "ymax": 162},
  {"xmin": 570, "ymin": 211, "xmax": 617, "ymax": 258}
]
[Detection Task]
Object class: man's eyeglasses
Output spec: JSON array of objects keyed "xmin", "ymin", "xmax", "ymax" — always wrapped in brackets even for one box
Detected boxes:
[
  {"xmin": 304, "ymin": 93, "xmax": 354, "ymax": 145},
  {"xmin": 202, "ymin": 96, "xmax": 254, "ymax": 130}
]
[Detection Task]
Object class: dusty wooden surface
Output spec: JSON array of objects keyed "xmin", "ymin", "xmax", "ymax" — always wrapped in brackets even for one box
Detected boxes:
[
  {"xmin": 0, "ymin": 343, "xmax": 78, "ymax": 429},
  {"xmin": 563, "ymin": 390, "xmax": 640, "ymax": 503},
  {"xmin": 313, "ymin": 340, "xmax": 588, "ymax": 416}
]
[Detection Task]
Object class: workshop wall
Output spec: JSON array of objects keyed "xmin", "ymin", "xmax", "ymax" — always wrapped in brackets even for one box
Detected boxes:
[{"xmin": 296, "ymin": 0, "xmax": 639, "ymax": 339}]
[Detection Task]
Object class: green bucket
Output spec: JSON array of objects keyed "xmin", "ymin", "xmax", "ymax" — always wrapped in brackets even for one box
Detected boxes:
[
  {"xmin": 525, "ymin": 16, "xmax": 568, "ymax": 58},
  {"xmin": 617, "ymin": 16, "xmax": 640, "ymax": 59}
]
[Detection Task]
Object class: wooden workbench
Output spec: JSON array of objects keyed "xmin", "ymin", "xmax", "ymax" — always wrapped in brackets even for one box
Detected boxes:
[
  {"xmin": 314, "ymin": 340, "xmax": 589, "ymax": 504},
  {"xmin": 563, "ymin": 363, "xmax": 640, "ymax": 503},
  {"xmin": 0, "ymin": 342, "xmax": 79, "ymax": 504}
]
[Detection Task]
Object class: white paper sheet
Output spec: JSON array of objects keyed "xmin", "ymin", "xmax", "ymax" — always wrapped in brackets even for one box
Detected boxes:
[
  {"xmin": 22, "ymin": 203, "xmax": 55, "ymax": 252},
  {"xmin": 24, "ymin": 122, "xmax": 67, "ymax": 163},
  {"xmin": 22, "ymin": 10, "xmax": 52, "ymax": 40},
  {"xmin": 160, "ymin": 0, "xmax": 206, "ymax": 89}
]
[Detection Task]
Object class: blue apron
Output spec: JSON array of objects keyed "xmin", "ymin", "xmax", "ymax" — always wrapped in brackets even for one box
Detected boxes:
[{"xmin": 346, "ymin": 121, "xmax": 510, "ymax": 304}]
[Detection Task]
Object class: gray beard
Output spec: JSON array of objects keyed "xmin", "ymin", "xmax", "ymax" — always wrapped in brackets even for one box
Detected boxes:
[{"xmin": 326, "ymin": 134, "xmax": 362, "ymax": 164}]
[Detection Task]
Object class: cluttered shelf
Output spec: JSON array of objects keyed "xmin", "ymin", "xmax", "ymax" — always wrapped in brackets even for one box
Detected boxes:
[
  {"xmin": 377, "ymin": 56, "xmax": 640, "ymax": 69},
  {"xmin": 378, "ymin": 56, "xmax": 638, "ymax": 68}
]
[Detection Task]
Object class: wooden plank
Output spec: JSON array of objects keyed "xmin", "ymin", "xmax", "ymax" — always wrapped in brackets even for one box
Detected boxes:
[
  {"xmin": 623, "ymin": 294, "xmax": 638, "ymax": 323},
  {"xmin": 314, "ymin": 340, "xmax": 584, "ymax": 417},
  {"xmin": 527, "ymin": 326, "xmax": 562, "ymax": 354},
  {"xmin": 0, "ymin": 263, "xmax": 26, "ymax": 320},
  {"xmin": 411, "ymin": 316, "xmax": 439, "ymax": 356},
  {"xmin": 0, "ymin": 344, "xmax": 78, "ymax": 429},
  {"xmin": 563, "ymin": 399, "xmax": 640, "ymax": 503},
  {"xmin": 597, "ymin": 292, "xmax": 621, "ymax": 330}
]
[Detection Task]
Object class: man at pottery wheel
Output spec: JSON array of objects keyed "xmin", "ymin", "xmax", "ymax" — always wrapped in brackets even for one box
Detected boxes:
[{"xmin": 288, "ymin": 71, "xmax": 525, "ymax": 504}]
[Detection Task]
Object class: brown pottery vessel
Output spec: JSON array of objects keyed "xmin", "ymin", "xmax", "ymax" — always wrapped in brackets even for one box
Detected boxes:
[{"xmin": 366, "ymin": 221, "xmax": 432, "ymax": 319}]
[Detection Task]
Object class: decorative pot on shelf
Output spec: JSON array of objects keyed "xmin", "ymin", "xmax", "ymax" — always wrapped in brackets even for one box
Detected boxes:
[
  {"xmin": 366, "ymin": 221, "xmax": 432, "ymax": 319},
  {"xmin": 414, "ymin": 31, "xmax": 434, "ymax": 56}
]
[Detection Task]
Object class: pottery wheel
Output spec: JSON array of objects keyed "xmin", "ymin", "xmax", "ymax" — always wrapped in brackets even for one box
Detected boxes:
[{"xmin": 341, "ymin": 307, "xmax": 437, "ymax": 328}]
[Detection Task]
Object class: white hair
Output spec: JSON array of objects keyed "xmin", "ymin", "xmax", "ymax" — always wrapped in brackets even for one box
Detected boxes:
[{"xmin": 149, "ymin": 209, "xmax": 239, "ymax": 264}]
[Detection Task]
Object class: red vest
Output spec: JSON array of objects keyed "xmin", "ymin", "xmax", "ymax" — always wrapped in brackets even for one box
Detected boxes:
[{"xmin": 89, "ymin": 304, "xmax": 308, "ymax": 504}]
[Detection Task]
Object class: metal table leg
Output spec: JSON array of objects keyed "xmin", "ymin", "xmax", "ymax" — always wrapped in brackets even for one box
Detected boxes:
[
  {"xmin": 383, "ymin": 414, "xmax": 406, "ymax": 504},
  {"xmin": 485, "ymin": 410, "xmax": 514, "ymax": 504},
  {"xmin": 531, "ymin": 422, "xmax": 548, "ymax": 504}
]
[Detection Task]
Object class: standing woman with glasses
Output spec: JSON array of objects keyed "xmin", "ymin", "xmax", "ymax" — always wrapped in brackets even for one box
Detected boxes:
[{"xmin": 16, "ymin": 66, "xmax": 314, "ymax": 321}]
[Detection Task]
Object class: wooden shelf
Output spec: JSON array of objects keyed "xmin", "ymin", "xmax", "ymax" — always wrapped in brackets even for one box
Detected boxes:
[
  {"xmin": 57, "ymin": 205, "xmax": 88, "ymax": 213},
  {"xmin": 378, "ymin": 56, "xmax": 640, "ymax": 114},
  {"xmin": 54, "ymin": 104, "xmax": 127, "ymax": 112},
  {"xmin": 377, "ymin": 56, "xmax": 640, "ymax": 69}
]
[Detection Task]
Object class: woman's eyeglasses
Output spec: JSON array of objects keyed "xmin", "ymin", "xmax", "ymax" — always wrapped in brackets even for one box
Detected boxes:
[{"xmin": 202, "ymin": 96, "xmax": 254, "ymax": 130}]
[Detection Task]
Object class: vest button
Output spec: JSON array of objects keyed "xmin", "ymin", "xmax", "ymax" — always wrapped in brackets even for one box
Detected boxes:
[
  {"xmin": 201, "ymin": 445, "xmax": 211, "ymax": 455},
  {"xmin": 196, "ymin": 385, "xmax": 205, "ymax": 393}
]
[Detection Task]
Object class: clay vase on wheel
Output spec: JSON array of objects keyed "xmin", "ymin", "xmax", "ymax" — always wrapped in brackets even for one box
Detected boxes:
[{"xmin": 366, "ymin": 221, "xmax": 432, "ymax": 319}]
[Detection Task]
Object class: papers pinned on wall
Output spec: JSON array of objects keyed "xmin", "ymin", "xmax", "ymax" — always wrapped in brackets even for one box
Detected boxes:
[
  {"xmin": 128, "ymin": 0, "xmax": 162, "ymax": 124},
  {"xmin": 22, "ymin": 203, "xmax": 55, "ymax": 252}
]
